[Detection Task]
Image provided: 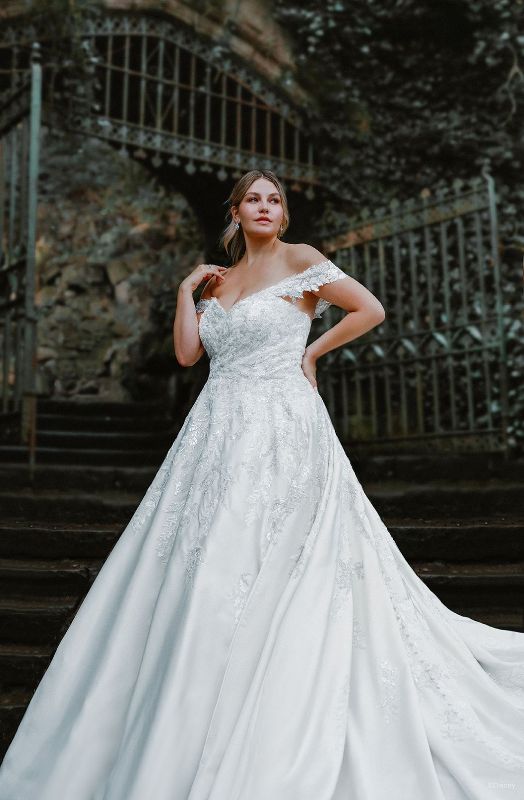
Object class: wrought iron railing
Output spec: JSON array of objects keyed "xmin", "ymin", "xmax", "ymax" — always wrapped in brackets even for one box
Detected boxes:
[
  {"xmin": 0, "ymin": 13, "xmax": 320, "ymax": 194},
  {"xmin": 0, "ymin": 42, "xmax": 41, "ymax": 470},
  {"xmin": 320, "ymin": 173, "xmax": 510, "ymax": 453}
]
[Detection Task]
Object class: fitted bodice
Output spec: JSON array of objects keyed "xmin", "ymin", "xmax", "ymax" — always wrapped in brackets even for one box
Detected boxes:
[{"xmin": 195, "ymin": 260, "xmax": 349, "ymax": 381}]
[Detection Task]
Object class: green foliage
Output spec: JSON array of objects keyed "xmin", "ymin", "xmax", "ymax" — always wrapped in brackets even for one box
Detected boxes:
[
  {"xmin": 273, "ymin": 0, "xmax": 524, "ymax": 450},
  {"xmin": 273, "ymin": 0, "xmax": 523, "ymax": 200},
  {"xmin": 27, "ymin": 0, "xmax": 103, "ymax": 29},
  {"xmin": 25, "ymin": 0, "xmax": 104, "ymax": 112}
]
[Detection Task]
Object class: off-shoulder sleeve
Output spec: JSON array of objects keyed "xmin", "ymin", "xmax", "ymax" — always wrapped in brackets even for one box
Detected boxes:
[
  {"xmin": 271, "ymin": 259, "xmax": 349, "ymax": 318},
  {"xmin": 195, "ymin": 297, "xmax": 212, "ymax": 313}
]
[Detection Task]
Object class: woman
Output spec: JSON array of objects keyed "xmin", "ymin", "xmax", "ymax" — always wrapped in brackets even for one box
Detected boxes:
[{"xmin": 0, "ymin": 169, "xmax": 523, "ymax": 799}]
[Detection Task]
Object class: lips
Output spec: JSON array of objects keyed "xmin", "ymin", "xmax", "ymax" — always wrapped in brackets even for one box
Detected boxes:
[{"xmin": 256, "ymin": 218, "xmax": 271, "ymax": 222}]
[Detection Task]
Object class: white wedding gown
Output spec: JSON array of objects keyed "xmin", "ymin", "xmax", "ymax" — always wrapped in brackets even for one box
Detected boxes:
[{"xmin": 0, "ymin": 259, "xmax": 523, "ymax": 799}]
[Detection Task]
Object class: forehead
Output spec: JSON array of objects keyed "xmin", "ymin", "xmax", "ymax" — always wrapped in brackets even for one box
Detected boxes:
[{"xmin": 244, "ymin": 178, "xmax": 279, "ymax": 196}]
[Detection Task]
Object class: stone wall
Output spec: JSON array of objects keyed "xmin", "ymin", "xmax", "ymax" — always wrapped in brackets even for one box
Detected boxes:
[
  {"xmin": 1, "ymin": 0, "xmax": 310, "ymax": 404},
  {"xmin": 35, "ymin": 128, "xmax": 205, "ymax": 402}
]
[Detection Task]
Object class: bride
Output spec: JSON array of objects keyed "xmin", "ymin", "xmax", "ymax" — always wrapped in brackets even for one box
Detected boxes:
[{"xmin": 0, "ymin": 169, "xmax": 523, "ymax": 800}]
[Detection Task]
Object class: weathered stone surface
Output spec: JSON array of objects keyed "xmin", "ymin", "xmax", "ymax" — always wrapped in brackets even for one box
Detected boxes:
[
  {"xmin": 36, "ymin": 347, "xmax": 57, "ymax": 363},
  {"xmin": 106, "ymin": 258, "xmax": 132, "ymax": 286},
  {"xmin": 33, "ymin": 129, "xmax": 205, "ymax": 401}
]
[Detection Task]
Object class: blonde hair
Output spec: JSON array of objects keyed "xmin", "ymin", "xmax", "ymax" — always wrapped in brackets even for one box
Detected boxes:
[{"xmin": 219, "ymin": 170, "xmax": 290, "ymax": 265}]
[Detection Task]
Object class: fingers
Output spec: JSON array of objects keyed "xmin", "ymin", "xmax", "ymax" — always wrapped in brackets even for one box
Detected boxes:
[
  {"xmin": 200, "ymin": 264, "xmax": 227, "ymax": 282},
  {"xmin": 301, "ymin": 364, "xmax": 318, "ymax": 391}
]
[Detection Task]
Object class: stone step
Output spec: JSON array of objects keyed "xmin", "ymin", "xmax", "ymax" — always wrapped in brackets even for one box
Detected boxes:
[
  {"xmin": 0, "ymin": 688, "xmax": 33, "ymax": 759},
  {"xmin": 0, "ymin": 489, "xmax": 139, "ymax": 523},
  {"xmin": 0, "ymin": 642, "xmax": 53, "ymax": 688},
  {"xmin": 0, "ymin": 463, "xmax": 156, "ymax": 492},
  {"xmin": 0, "ymin": 555, "xmax": 520, "ymax": 639},
  {"xmin": 1, "ymin": 518, "xmax": 522, "ymax": 564},
  {"xmin": 0, "ymin": 583, "xmax": 518, "ymax": 677},
  {"xmin": 0, "ymin": 597, "xmax": 78, "ymax": 645},
  {"xmin": 38, "ymin": 412, "xmax": 173, "ymax": 433},
  {"xmin": 0, "ymin": 522, "xmax": 122, "ymax": 560},
  {"xmin": 37, "ymin": 398, "xmax": 168, "ymax": 416},
  {"xmin": 0, "ymin": 577, "xmax": 521, "ymax": 762},
  {"xmin": 348, "ymin": 451, "xmax": 524, "ymax": 482},
  {"xmin": 0, "ymin": 558, "xmax": 93, "ymax": 598},
  {"xmin": 0, "ymin": 445, "xmax": 165, "ymax": 466},
  {"xmin": 389, "ymin": 520, "xmax": 524, "ymax": 562},
  {"xmin": 1, "ymin": 476, "xmax": 521, "ymax": 523},
  {"xmin": 36, "ymin": 429, "xmax": 174, "ymax": 450},
  {"xmin": 413, "ymin": 561, "xmax": 524, "ymax": 608},
  {"xmin": 447, "ymin": 608, "xmax": 524, "ymax": 632},
  {"xmin": 0, "ymin": 598, "xmax": 519, "ymax": 694},
  {"xmin": 365, "ymin": 479, "xmax": 524, "ymax": 517}
]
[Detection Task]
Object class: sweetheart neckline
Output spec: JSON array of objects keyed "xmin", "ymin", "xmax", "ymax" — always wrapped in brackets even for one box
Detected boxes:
[
  {"xmin": 204, "ymin": 259, "xmax": 333, "ymax": 315},
  {"xmin": 208, "ymin": 293, "xmax": 314, "ymax": 322}
]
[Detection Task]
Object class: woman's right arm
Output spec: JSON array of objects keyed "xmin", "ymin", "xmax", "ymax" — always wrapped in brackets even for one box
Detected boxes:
[{"xmin": 173, "ymin": 263, "xmax": 227, "ymax": 367}]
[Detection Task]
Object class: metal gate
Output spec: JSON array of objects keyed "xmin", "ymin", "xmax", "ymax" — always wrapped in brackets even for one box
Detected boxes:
[
  {"xmin": 73, "ymin": 14, "xmax": 318, "ymax": 190},
  {"xmin": 320, "ymin": 173, "xmax": 509, "ymax": 453},
  {"xmin": 0, "ymin": 42, "xmax": 42, "ymax": 468},
  {"xmin": 1, "ymin": 13, "xmax": 320, "ymax": 193}
]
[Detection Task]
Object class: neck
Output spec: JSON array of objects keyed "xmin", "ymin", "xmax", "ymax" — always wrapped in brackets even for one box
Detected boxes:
[{"xmin": 240, "ymin": 237, "xmax": 283, "ymax": 269}]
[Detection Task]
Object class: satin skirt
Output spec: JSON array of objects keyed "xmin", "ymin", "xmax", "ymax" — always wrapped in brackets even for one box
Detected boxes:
[{"xmin": 0, "ymin": 374, "xmax": 523, "ymax": 799}]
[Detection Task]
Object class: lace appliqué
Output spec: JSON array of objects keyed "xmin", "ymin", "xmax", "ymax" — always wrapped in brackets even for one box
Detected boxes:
[
  {"xmin": 327, "ymin": 464, "xmax": 364, "ymax": 621},
  {"xmin": 194, "ymin": 260, "xmax": 348, "ymax": 321},
  {"xmin": 185, "ymin": 545, "xmax": 206, "ymax": 588},
  {"xmin": 227, "ymin": 572, "xmax": 254, "ymax": 629},
  {"xmin": 378, "ymin": 658, "xmax": 400, "ymax": 724},
  {"xmin": 267, "ymin": 260, "xmax": 348, "ymax": 318},
  {"xmin": 129, "ymin": 445, "xmax": 176, "ymax": 536},
  {"xmin": 287, "ymin": 409, "xmax": 332, "ymax": 581},
  {"xmin": 330, "ymin": 557, "xmax": 365, "ymax": 621},
  {"xmin": 154, "ymin": 392, "xmax": 240, "ymax": 564},
  {"xmin": 352, "ymin": 485, "xmax": 524, "ymax": 771},
  {"xmin": 353, "ymin": 617, "xmax": 367, "ymax": 649},
  {"xmin": 195, "ymin": 298, "xmax": 211, "ymax": 313}
]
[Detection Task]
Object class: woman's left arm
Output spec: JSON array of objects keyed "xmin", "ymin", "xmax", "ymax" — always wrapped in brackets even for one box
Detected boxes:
[{"xmin": 302, "ymin": 273, "xmax": 385, "ymax": 390}]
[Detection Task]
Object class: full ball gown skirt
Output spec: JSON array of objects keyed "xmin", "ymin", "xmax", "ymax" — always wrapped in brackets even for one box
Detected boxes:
[{"xmin": 0, "ymin": 260, "xmax": 523, "ymax": 800}]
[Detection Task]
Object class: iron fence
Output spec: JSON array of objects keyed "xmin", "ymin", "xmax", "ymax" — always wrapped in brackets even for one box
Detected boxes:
[
  {"xmin": 0, "ymin": 42, "xmax": 41, "ymax": 469},
  {"xmin": 0, "ymin": 13, "xmax": 320, "ymax": 193},
  {"xmin": 320, "ymin": 173, "xmax": 509, "ymax": 453}
]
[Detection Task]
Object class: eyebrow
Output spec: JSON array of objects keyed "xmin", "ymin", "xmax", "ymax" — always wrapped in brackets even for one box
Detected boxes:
[{"xmin": 245, "ymin": 191, "xmax": 280, "ymax": 197}]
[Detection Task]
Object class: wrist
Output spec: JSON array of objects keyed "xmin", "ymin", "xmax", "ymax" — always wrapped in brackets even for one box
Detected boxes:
[
  {"xmin": 304, "ymin": 345, "xmax": 319, "ymax": 362},
  {"xmin": 178, "ymin": 280, "xmax": 194, "ymax": 296}
]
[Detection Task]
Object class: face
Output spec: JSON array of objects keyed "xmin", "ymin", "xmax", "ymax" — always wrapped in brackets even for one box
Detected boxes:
[{"xmin": 233, "ymin": 177, "xmax": 284, "ymax": 239}]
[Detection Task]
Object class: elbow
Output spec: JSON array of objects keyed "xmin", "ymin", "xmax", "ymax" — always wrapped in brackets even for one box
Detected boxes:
[
  {"xmin": 374, "ymin": 305, "xmax": 386, "ymax": 324},
  {"xmin": 174, "ymin": 335, "xmax": 202, "ymax": 367},
  {"xmin": 175, "ymin": 347, "xmax": 202, "ymax": 367},
  {"xmin": 364, "ymin": 305, "xmax": 385, "ymax": 332},
  {"xmin": 176, "ymin": 354, "xmax": 198, "ymax": 367},
  {"xmin": 175, "ymin": 349, "xmax": 193, "ymax": 367},
  {"xmin": 358, "ymin": 304, "xmax": 384, "ymax": 327}
]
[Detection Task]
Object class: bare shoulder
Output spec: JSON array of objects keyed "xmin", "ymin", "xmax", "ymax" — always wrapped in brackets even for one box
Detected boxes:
[{"xmin": 286, "ymin": 243, "xmax": 330, "ymax": 274}]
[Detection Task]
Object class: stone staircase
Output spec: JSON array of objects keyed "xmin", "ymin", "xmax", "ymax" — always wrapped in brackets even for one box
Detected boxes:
[
  {"xmin": 0, "ymin": 397, "xmax": 173, "ymax": 759},
  {"xmin": 0, "ymin": 399, "xmax": 522, "ymax": 760},
  {"xmin": 350, "ymin": 450, "xmax": 524, "ymax": 631}
]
